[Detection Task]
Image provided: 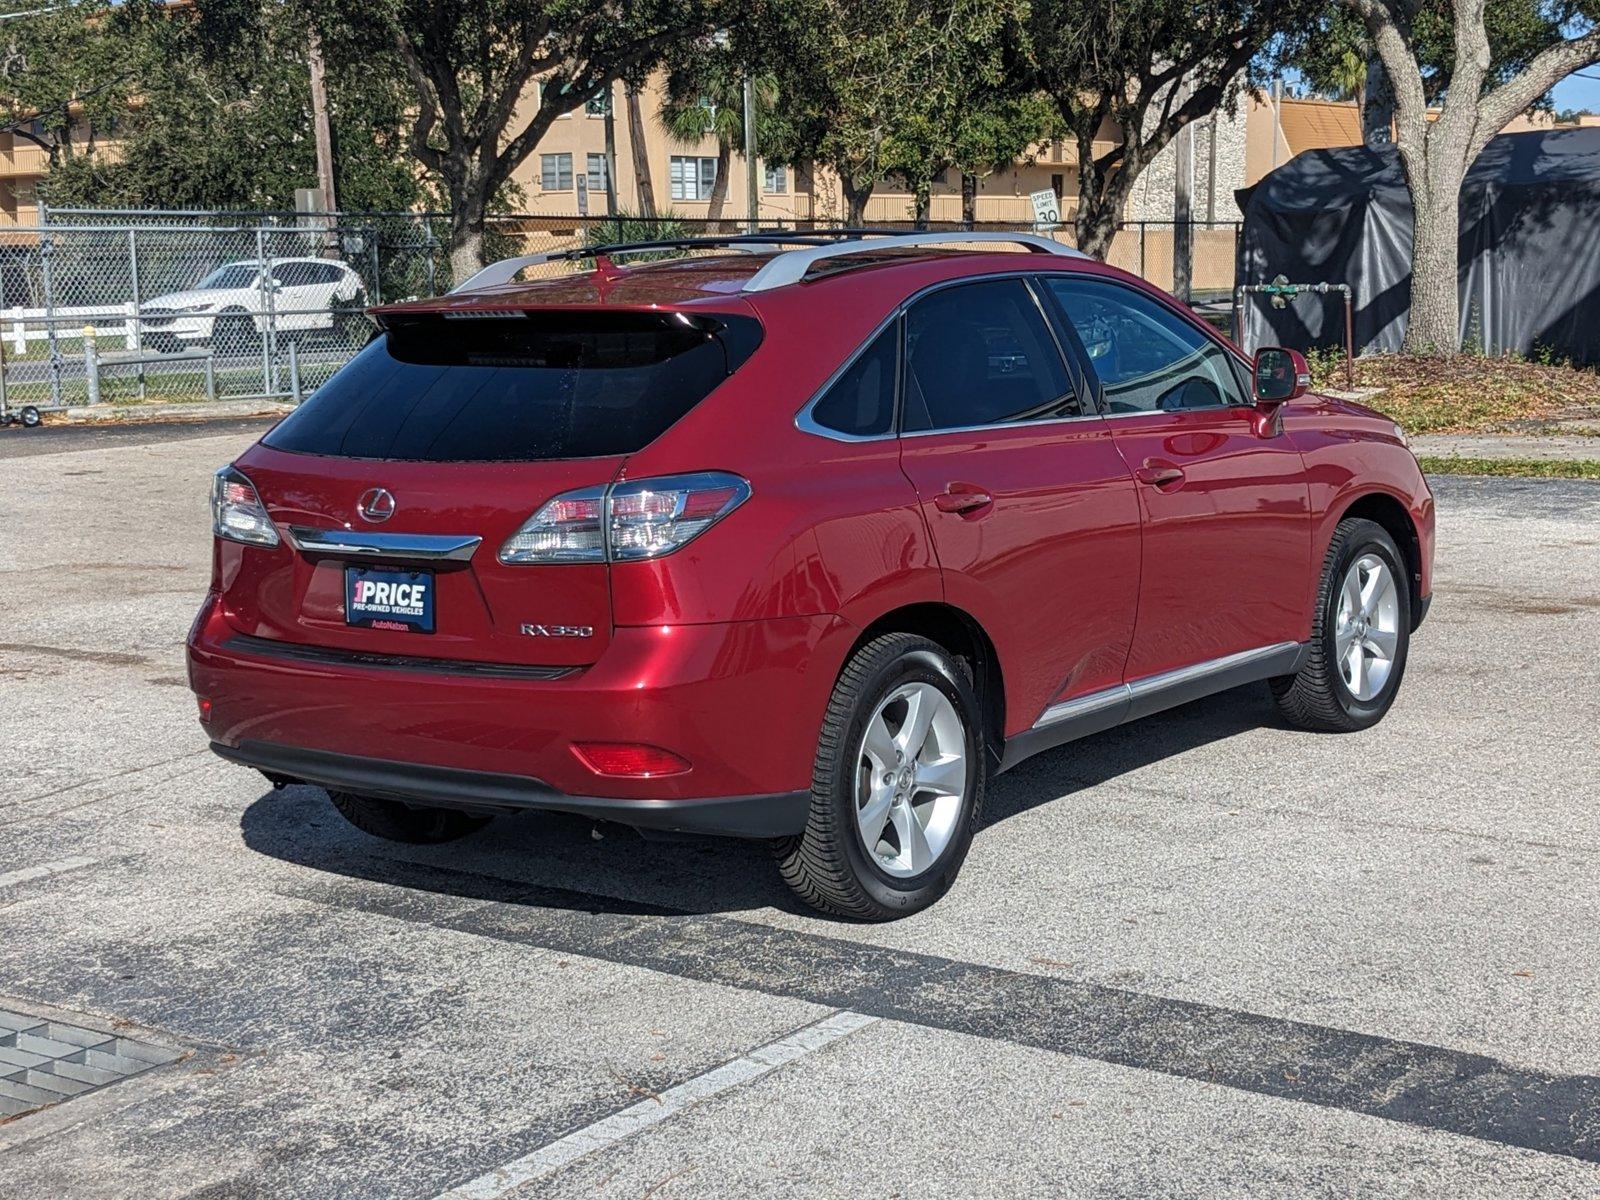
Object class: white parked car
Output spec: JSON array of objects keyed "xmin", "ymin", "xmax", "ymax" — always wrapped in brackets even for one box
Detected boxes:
[{"xmin": 139, "ymin": 257, "xmax": 367, "ymax": 352}]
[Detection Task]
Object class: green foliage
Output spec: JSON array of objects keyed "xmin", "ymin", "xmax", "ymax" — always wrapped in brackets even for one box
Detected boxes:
[
  {"xmin": 1025, "ymin": 0, "xmax": 1325, "ymax": 254},
  {"xmin": 1289, "ymin": 0, "xmax": 1589, "ymax": 110},
  {"xmin": 581, "ymin": 207, "xmax": 694, "ymax": 258},
  {"xmin": 310, "ymin": 0, "xmax": 727, "ymax": 264},
  {"xmin": 7, "ymin": 0, "xmax": 423, "ymax": 213},
  {"xmin": 735, "ymin": 0, "xmax": 1033, "ymax": 222}
]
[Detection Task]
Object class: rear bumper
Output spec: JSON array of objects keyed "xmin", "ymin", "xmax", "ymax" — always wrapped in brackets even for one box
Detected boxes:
[
  {"xmin": 188, "ymin": 592, "xmax": 849, "ymax": 832},
  {"xmin": 213, "ymin": 740, "xmax": 809, "ymax": 837}
]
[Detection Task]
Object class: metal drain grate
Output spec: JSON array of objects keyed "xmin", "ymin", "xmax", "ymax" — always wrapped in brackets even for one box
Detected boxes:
[{"xmin": 0, "ymin": 1008, "xmax": 182, "ymax": 1118}]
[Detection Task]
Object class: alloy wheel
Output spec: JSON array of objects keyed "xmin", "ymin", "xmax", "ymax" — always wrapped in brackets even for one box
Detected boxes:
[
  {"xmin": 1335, "ymin": 552, "xmax": 1400, "ymax": 702},
  {"xmin": 853, "ymin": 682, "xmax": 967, "ymax": 877}
]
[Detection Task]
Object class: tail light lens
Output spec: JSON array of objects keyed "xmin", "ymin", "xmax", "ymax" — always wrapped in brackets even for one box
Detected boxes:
[
  {"xmin": 500, "ymin": 472, "xmax": 750, "ymax": 564},
  {"xmin": 211, "ymin": 465, "xmax": 280, "ymax": 547}
]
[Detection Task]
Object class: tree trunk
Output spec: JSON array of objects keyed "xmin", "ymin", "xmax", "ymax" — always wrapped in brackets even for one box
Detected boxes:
[
  {"xmin": 1402, "ymin": 181, "xmax": 1461, "ymax": 354},
  {"xmin": 913, "ymin": 185, "xmax": 931, "ymax": 229},
  {"xmin": 449, "ymin": 225, "xmax": 485, "ymax": 285},
  {"xmin": 625, "ymin": 87, "xmax": 656, "ymax": 217},
  {"xmin": 1362, "ymin": 53, "xmax": 1395, "ymax": 147},
  {"xmin": 841, "ymin": 174, "xmax": 873, "ymax": 226},
  {"xmin": 706, "ymin": 142, "xmax": 731, "ymax": 223},
  {"xmin": 961, "ymin": 173, "xmax": 978, "ymax": 228}
]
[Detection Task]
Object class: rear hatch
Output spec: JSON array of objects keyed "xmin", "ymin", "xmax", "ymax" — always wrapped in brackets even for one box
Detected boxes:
[{"xmin": 221, "ymin": 306, "xmax": 760, "ymax": 668}]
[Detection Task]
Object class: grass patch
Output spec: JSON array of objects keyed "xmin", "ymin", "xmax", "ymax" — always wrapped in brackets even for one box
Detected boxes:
[
  {"xmin": 1417, "ymin": 455, "xmax": 1600, "ymax": 480},
  {"xmin": 1307, "ymin": 351, "xmax": 1600, "ymax": 435}
]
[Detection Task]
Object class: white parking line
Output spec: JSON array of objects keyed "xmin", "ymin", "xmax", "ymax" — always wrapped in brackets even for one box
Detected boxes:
[
  {"xmin": 431, "ymin": 1010, "xmax": 880, "ymax": 1200},
  {"xmin": 0, "ymin": 856, "xmax": 96, "ymax": 890}
]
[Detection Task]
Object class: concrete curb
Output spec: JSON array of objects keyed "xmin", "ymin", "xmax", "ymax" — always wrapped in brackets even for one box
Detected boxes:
[{"xmin": 56, "ymin": 399, "xmax": 294, "ymax": 425}]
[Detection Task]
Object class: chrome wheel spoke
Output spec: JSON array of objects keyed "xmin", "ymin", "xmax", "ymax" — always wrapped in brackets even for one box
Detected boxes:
[
  {"xmin": 1365, "ymin": 627, "xmax": 1398, "ymax": 660},
  {"xmin": 896, "ymin": 685, "xmax": 938, "ymax": 760},
  {"xmin": 862, "ymin": 713, "xmax": 897, "ymax": 774},
  {"xmin": 892, "ymin": 801, "xmax": 933, "ymax": 874},
  {"xmin": 856, "ymin": 790, "xmax": 892, "ymax": 847},
  {"xmin": 915, "ymin": 753, "xmax": 965, "ymax": 798}
]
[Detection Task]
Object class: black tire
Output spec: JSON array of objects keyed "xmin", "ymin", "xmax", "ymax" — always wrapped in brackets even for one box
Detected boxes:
[
  {"xmin": 775, "ymin": 633, "xmax": 986, "ymax": 921},
  {"xmin": 212, "ymin": 310, "xmax": 259, "ymax": 357},
  {"xmin": 327, "ymin": 790, "xmax": 492, "ymax": 844},
  {"xmin": 1272, "ymin": 517, "xmax": 1411, "ymax": 732},
  {"xmin": 19, "ymin": 406, "xmax": 42, "ymax": 428}
]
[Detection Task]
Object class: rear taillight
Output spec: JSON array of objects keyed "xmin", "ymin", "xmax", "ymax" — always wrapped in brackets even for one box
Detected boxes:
[
  {"xmin": 499, "ymin": 472, "xmax": 750, "ymax": 565},
  {"xmin": 211, "ymin": 465, "xmax": 280, "ymax": 547}
]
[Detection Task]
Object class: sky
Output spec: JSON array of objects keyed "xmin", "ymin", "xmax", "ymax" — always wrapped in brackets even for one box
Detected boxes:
[{"xmin": 1552, "ymin": 69, "xmax": 1600, "ymax": 113}]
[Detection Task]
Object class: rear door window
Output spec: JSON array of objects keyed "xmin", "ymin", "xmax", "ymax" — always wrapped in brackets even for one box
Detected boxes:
[
  {"xmin": 901, "ymin": 279, "xmax": 1078, "ymax": 432},
  {"xmin": 264, "ymin": 310, "xmax": 762, "ymax": 462}
]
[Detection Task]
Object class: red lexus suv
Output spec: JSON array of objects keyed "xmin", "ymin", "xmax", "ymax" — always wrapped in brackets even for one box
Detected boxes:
[{"xmin": 188, "ymin": 231, "xmax": 1434, "ymax": 920}]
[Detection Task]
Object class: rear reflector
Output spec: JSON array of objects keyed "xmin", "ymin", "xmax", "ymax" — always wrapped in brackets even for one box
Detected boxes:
[
  {"xmin": 570, "ymin": 742, "xmax": 691, "ymax": 778},
  {"xmin": 196, "ymin": 696, "xmax": 213, "ymax": 723}
]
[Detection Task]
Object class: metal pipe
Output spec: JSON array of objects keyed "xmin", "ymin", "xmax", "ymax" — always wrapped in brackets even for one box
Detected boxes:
[{"xmin": 288, "ymin": 339, "xmax": 302, "ymax": 404}]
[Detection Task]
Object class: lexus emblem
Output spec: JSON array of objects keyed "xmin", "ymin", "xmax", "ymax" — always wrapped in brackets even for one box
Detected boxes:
[{"xmin": 357, "ymin": 487, "xmax": 396, "ymax": 523}]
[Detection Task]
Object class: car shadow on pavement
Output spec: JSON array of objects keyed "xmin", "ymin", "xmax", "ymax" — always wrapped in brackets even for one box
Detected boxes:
[{"xmin": 239, "ymin": 682, "xmax": 1279, "ymax": 920}]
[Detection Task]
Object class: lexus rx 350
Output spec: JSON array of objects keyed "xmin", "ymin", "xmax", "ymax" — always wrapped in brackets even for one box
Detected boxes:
[{"xmin": 188, "ymin": 232, "xmax": 1434, "ymax": 920}]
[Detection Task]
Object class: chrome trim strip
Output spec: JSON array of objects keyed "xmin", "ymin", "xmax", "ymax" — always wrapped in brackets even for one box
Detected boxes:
[
  {"xmin": 793, "ymin": 269, "xmax": 1105, "ymax": 444},
  {"xmin": 1033, "ymin": 683, "xmax": 1130, "ymax": 729},
  {"xmin": 1032, "ymin": 641, "xmax": 1301, "ymax": 731},
  {"xmin": 285, "ymin": 527, "xmax": 483, "ymax": 563},
  {"xmin": 1125, "ymin": 641, "xmax": 1299, "ymax": 700}
]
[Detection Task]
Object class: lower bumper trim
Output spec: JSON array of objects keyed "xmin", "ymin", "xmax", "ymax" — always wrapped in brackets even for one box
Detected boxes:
[{"xmin": 212, "ymin": 740, "xmax": 809, "ymax": 838}]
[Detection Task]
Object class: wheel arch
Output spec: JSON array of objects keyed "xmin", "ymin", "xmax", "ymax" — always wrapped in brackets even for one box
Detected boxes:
[
  {"xmin": 1332, "ymin": 491, "xmax": 1424, "ymax": 629},
  {"xmin": 844, "ymin": 602, "xmax": 1005, "ymax": 765}
]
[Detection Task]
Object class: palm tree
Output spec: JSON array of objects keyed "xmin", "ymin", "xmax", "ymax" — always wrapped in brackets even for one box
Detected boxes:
[{"xmin": 656, "ymin": 67, "xmax": 777, "ymax": 224}]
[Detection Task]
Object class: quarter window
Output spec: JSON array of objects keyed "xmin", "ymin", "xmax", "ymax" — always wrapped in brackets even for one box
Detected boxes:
[
  {"xmin": 1043, "ymin": 277, "xmax": 1245, "ymax": 413},
  {"xmin": 810, "ymin": 321, "xmax": 897, "ymax": 437},
  {"xmin": 902, "ymin": 279, "xmax": 1076, "ymax": 432}
]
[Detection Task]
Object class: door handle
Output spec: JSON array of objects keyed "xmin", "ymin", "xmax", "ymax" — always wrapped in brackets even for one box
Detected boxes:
[
  {"xmin": 934, "ymin": 483, "xmax": 993, "ymax": 514},
  {"xmin": 1134, "ymin": 461, "xmax": 1185, "ymax": 489}
]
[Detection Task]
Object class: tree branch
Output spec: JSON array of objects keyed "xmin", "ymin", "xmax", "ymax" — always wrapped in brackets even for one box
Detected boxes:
[{"xmin": 1473, "ymin": 28, "xmax": 1600, "ymax": 155}]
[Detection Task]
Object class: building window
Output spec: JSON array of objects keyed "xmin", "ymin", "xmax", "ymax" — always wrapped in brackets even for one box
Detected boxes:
[
  {"xmin": 763, "ymin": 163, "xmax": 787, "ymax": 194},
  {"xmin": 670, "ymin": 156, "xmax": 718, "ymax": 201},
  {"xmin": 538, "ymin": 81, "xmax": 574, "ymax": 118},
  {"xmin": 585, "ymin": 90, "xmax": 610, "ymax": 117},
  {"xmin": 540, "ymin": 153, "xmax": 574, "ymax": 192},
  {"xmin": 586, "ymin": 153, "xmax": 609, "ymax": 196}
]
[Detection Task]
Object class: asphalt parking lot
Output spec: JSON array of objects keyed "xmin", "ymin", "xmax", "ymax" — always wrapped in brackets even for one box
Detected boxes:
[{"xmin": 1, "ymin": 421, "xmax": 1598, "ymax": 1199}]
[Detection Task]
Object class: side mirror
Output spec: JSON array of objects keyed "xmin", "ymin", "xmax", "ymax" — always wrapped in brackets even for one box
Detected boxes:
[{"xmin": 1253, "ymin": 347, "xmax": 1310, "ymax": 403}]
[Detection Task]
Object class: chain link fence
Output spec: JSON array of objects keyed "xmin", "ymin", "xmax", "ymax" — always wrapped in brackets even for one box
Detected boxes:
[{"xmin": 0, "ymin": 207, "xmax": 1239, "ymax": 421}]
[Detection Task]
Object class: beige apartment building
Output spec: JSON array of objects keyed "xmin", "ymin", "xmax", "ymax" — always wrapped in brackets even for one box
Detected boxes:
[{"xmin": 6, "ymin": 73, "xmax": 1595, "ymax": 232}]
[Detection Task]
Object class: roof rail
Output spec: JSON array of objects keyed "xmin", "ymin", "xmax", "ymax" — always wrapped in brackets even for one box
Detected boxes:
[
  {"xmin": 449, "ymin": 229, "xmax": 914, "ymax": 293},
  {"xmin": 740, "ymin": 231, "xmax": 1086, "ymax": 292}
]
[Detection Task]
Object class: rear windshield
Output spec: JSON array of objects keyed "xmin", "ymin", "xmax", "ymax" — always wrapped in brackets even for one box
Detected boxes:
[{"xmin": 264, "ymin": 309, "xmax": 762, "ymax": 462}]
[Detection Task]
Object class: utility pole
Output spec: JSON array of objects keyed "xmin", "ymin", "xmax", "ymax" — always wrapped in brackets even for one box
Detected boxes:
[
  {"xmin": 602, "ymin": 82, "xmax": 619, "ymax": 216},
  {"xmin": 307, "ymin": 30, "xmax": 339, "ymax": 255},
  {"xmin": 743, "ymin": 75, "xmax": 758, "ymax": 233},
  {"xmin": 1173, "ymin": 99, "xmax": 1194, "ymax": 305}
]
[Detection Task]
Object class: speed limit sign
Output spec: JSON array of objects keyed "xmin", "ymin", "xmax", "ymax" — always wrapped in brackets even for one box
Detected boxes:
[{"xmin": 1030, "ymin": 188, "xmax": 1061, "ymax": 226}]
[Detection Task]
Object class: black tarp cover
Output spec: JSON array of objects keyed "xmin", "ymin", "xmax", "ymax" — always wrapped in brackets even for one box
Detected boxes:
[{"xmin": 1236, "ymin": 128, "xmax": 1600, "ymax": 364}]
